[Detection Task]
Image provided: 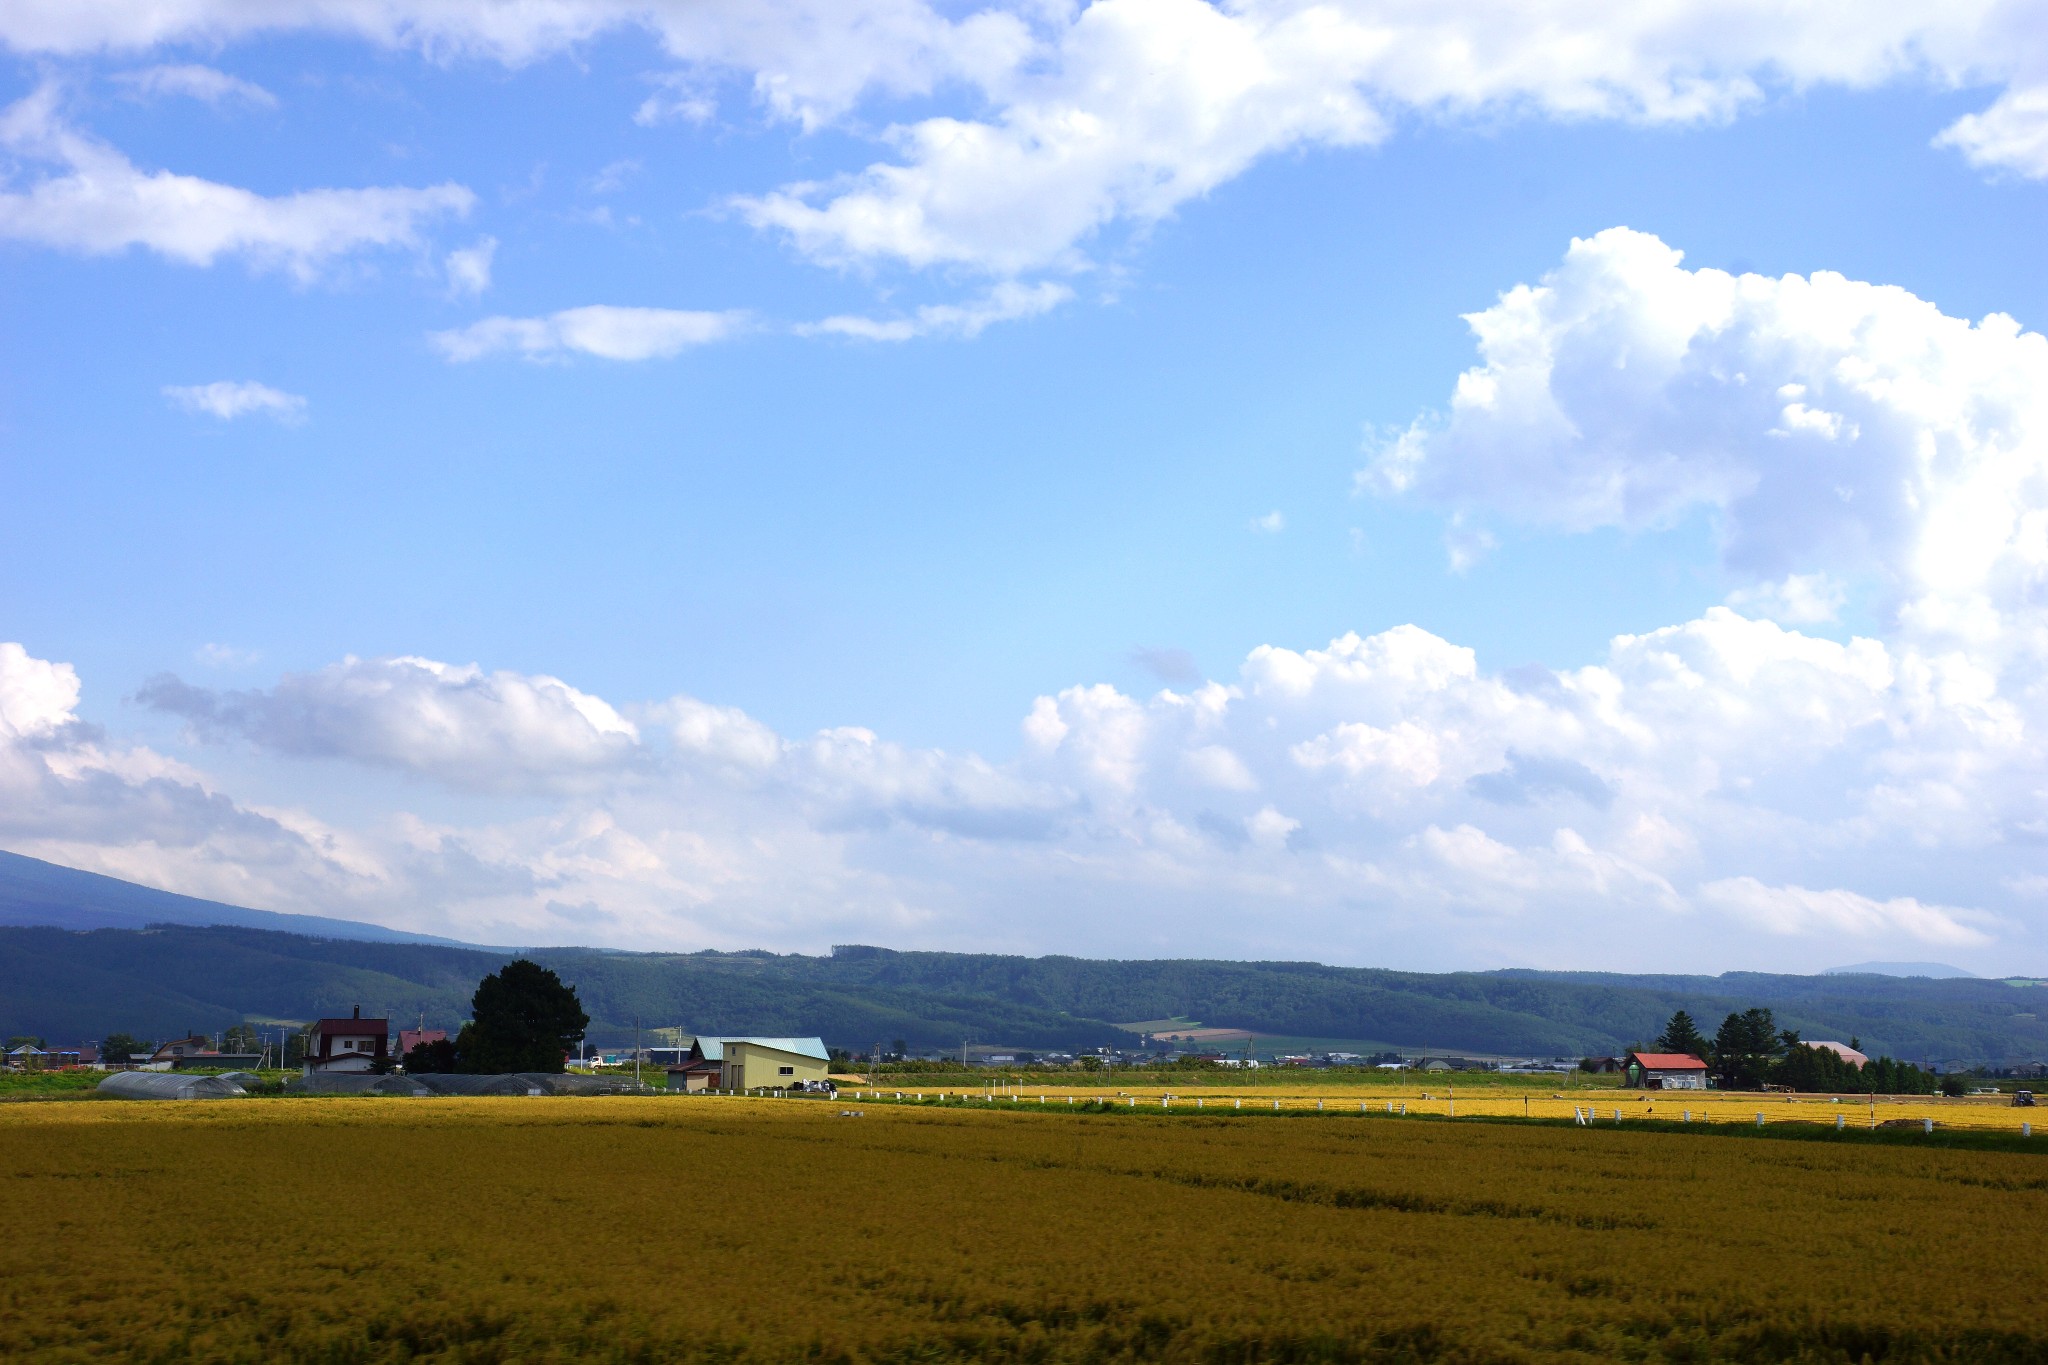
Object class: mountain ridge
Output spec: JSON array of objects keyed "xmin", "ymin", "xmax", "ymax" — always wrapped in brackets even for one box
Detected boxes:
[
  {"xmin": 3, "ymin": 855, "xmax": 2042, "ymax": 1066},
  {"xmin": 0, "ymin": 847, "xmax": 476, "ymax": 947}
]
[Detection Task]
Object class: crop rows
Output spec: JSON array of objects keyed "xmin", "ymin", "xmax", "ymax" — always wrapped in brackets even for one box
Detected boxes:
[{"xmin": 4, "ymin": 1096, "xmax": 2046, "ymax": 1362}]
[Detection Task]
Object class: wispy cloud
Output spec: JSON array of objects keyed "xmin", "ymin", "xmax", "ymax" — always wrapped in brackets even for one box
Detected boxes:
[
  {"xmin": 112, "ymin": 64, "xmax": 276, "ymax": 109},
  {"xmin": 801, "ymin": 281, "xmax": 1071, "ymax": 342},
  {"xmin": 163, "ymin": 380, "xmax": 306, "ymax": 423},
  {"xmin": 0, "ymin": 86, "xmax": 471, "ymax": 279},
  {"xmin": 431, "ymin": 305, "xmax": 748, "ymax": 362}
]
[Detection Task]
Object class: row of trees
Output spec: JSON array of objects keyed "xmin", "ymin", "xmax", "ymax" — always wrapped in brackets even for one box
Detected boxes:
[{"xmin": 1647, "ymin": 1008, "xmax": 1943, "ymax": 1094}]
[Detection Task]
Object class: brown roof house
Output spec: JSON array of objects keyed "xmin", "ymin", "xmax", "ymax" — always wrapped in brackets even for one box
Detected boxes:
[
  {"xmin": 148, "ymin": 1034, "xmax": 215, "ymax": 1065},
  {"xmin": 306, "ymin": 1007, "xmax": 391, "ymax": 1074},
  {"xmin": 1623, "ymin": 1051, "xmax": 1709, "ymax": 1090}
]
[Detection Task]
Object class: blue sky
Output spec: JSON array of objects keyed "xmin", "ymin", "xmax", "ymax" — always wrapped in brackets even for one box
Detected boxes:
[{"xmin": 4, "ymin": 3, "xmax": 2048, "ymax": 973}]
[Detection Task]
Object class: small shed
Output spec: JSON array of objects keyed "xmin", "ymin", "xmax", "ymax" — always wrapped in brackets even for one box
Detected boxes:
[
  {"xmin": 664, "ymin": 1036, "xmax": 726, "ymax": 1092},
  {"xmin": 1623, "ymin": 1051, "xmax": 1708, "ymax": 1090}
]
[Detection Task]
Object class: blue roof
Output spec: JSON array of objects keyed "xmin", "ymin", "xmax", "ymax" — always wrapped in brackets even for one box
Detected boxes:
[{"xmin": 690, "ymin": 1036, "xmax": 828, "ymax": 1062}]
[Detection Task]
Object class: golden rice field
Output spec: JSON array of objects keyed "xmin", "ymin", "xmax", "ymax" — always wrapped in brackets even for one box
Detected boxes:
[
  {"xmin": 5, "ymin": 1094, "xmax": 2048, "ymax": 1363},
  {"xmin": 850, "ymin": 1082, "xmax": 2044, "ymax": 1133}
]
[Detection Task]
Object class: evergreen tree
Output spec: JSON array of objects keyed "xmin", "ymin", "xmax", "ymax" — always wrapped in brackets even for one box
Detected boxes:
[
  {"xmin": 1654, "ymin": 1010, "xmax": 1708, "ymax": 1059},
  {"xmin": 1712, "ymin": 1008, "xmax": 1783, "ymax": 1090},
  {"xmin": 402, "ymin": 1038, "xmax": 461, "ymax": 1073},
  {"xmin": 461, "ymin": 960, "xmax": 588, "ymax": 1074}
]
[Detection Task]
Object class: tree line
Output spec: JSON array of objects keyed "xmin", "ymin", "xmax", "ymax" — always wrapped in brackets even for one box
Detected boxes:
[{"xmin": 1634, "ymin": 1008, "xmax": 1944, "ymax": 1094}]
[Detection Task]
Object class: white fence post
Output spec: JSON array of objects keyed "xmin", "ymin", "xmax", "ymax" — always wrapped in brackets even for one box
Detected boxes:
[
  {"xmin": 1923, "ymin": 1117, "xmax": 1934, "ymax": 1134},
  {"xmin": 1756, "ymin": 1112, "xmax": 1765, "ymax": 1127},
  {"xmin": 1836, "ymin": 1113, "xmax": 1844, "ymax": 1130}
]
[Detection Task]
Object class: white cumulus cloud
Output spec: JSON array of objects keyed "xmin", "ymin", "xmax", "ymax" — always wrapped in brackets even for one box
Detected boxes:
[
  {"xmin": 136, "ymin": 656, "xmax": 642, "ymax": 794},
  {"xmin": 2, "ymin": 2, "xmax": 2045, "ymax": 280},
  {"xmin": 1367, "ymin": 226, "xmax": 2048, "ymax": 647}
]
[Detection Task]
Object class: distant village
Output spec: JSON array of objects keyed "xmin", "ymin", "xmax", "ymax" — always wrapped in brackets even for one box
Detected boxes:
[
  {"xmin": 6, "ymin": 968, "xmax": 2043, "ymax": 1097},
  {"xmin": 10, "ymin": 1019, "xmax": 2046, "ymax": 1091}
]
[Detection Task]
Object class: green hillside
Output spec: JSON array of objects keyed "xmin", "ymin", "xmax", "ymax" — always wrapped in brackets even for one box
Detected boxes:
[{"xmin": 6, "ymin": 926, "xmax": 2046, "ymax": 1066}]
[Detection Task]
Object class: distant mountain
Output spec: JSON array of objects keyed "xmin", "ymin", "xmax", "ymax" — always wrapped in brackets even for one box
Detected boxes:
[
  {"xmin": 3, "ymin": 917, "xmax": 2045, "ymax": 1067},
  {"xmin": 0, "ymin": 848, "xmax": 472, "ymax": 947},
  {"xmin": 1823, "ymin": 962, "xmax": 1978, "ymax": 979}
]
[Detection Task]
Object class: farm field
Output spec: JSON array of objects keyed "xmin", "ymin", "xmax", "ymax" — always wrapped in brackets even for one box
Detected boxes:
[
  {"xmin": 849, "ymin": 1080, "xmax": 2044, "ymax": 1134},
  {"xmin": 5, "ymin": 1096, "xmax": 2048, "ymax": 1362}
]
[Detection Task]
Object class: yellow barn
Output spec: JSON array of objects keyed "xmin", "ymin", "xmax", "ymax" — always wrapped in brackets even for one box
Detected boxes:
[{"xmin": 712, "ymin": 1037, "xmax": 831, "ymax": 1091}]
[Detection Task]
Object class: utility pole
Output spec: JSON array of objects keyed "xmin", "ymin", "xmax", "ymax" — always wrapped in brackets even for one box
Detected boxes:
[{"xmin": 634, "ymin": 1016, "xmax": 642, "ymax": 1088}]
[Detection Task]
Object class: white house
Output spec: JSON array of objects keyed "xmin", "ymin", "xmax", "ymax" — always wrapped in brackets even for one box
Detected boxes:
[{"xmin": 305, "ymin": 1006, "xmax": 391, "ymax": 1073}]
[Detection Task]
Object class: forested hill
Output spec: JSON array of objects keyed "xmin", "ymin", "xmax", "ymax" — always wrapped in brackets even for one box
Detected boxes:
[{"xmin": 5, "ymin": 926, "xmax": 2045, "ymax": 1067}]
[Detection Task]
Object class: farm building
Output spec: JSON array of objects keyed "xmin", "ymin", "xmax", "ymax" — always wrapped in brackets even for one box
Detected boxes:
[
  {"xmin": 305, "ymin": 1006, "xmax": 391, "ymax": 1074},
  {"xmin": 1623, "ymin": 1051, "xmax": 1708, "ymax": 1090},
  {"xmin": 721, "ymin": 1038, "xmax": 829, "ymax": 1090},
  {"xmin": 1805, "ymin": 1041, "xmax": 1870, "ymax": 1067},
  {"xmin": 662, "ymin": 1036, "xmax": 830, "ymax": 1090}
]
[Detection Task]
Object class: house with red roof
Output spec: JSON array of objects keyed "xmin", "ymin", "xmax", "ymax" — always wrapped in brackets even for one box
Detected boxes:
[
  {"xmin": 305, "ymin": 1006, "xmax": 390, "ymax": 1074},
  {"xmin": 1623, "ymin": 1050, "xmax": 1709, "ymax": 1090},
  {"xmin": 396, "ymin": 1027, "xmax": 447, "ymax": 1057}
]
